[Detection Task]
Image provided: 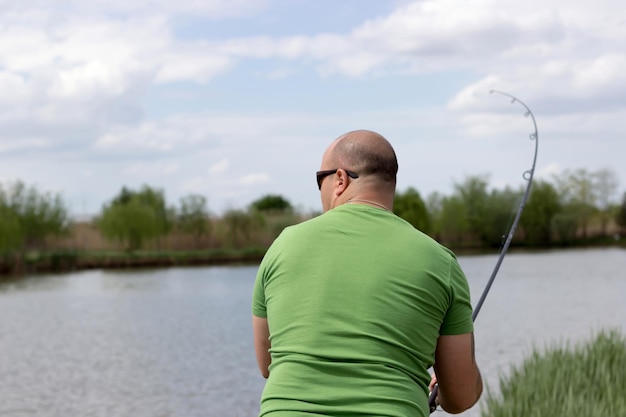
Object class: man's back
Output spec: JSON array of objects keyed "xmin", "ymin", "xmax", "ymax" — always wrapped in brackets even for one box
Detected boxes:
[{"xmin": 252, "ymin": 204, "xmax": 474, "ymax": 416}]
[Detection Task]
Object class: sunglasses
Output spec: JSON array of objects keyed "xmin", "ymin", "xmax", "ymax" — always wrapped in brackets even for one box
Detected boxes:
[{"xmin": 316, "ymin": 169, "xmax": 359, "ymax": 190}]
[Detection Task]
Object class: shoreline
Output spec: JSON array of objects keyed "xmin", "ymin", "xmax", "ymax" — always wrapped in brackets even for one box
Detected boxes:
[
  {"xmin": 1, "ymin": 240, "xmax": 623, "ymax": 277},
  {"xmin": 0, "ymin": 248, "xmax": 267, "ymax": 277}
]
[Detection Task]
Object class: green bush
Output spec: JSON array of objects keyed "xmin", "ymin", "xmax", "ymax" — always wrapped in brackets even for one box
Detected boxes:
[
  {"xmin": 482, "ymin": 330, "xmax": 626, "ymax": 417},
  {"xmin": 98, "ymin": 185, "xmax": 173, "ymax": 251},
  {"xmin": 0, "ymin": 181, "xmax": 69, "ymax": 251}
]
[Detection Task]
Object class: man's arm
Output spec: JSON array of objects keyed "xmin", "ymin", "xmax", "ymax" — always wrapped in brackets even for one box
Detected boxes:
[
  {"xmin": 433, "ymin": 332, "xmax": 482, "ymax": 414},
  {"xmin": 252, "ymin": 315, "xmax": 271, "ymax": 378}
]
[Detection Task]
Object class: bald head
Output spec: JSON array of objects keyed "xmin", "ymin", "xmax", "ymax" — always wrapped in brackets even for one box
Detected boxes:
[
  {"xmin": 318, "ymin": 130, "xmax": 398, "ymax": 211},
  {"xmin": 328, "ymin": 130, "xmax": 398, "ymax": 186}
]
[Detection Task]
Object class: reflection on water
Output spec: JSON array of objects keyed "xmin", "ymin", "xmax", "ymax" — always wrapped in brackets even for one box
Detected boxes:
[{"xmin": 0, "ymin": 249, "xmax": 624, "ymax": 417}]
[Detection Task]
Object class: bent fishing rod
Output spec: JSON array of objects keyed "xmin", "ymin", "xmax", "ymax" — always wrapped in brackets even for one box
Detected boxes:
[{"xmin": 429, "ymin": 90, "xmax": 539, "ymax": 413}]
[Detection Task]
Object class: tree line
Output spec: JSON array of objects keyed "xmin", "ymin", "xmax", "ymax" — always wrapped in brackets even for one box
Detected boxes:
[
  {"xmin": 419, "ymin": 168, "xmax": 625, "ymax": 248},
  {"xmin": 1, "ymin": 167, "xmax": 625, "ymax": 257}
]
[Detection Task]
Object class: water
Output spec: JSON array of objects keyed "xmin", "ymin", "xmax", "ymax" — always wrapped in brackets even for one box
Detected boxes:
[
  {"xmin": 0, "ymin": 248, "xmax": 624, "ymax": 417},
  {"xmin": 0, "ymin": 267, "xmax": 262, "ymax": 417}
]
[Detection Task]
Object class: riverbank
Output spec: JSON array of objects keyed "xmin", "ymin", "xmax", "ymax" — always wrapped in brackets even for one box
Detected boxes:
[
  {"xmin": 0, "ymin": 234, "xmax": 626, "ymax": 276},
  {"xmin": 2, "ymin": 239, "xmax": 624, "ymax": 277},
  {"xmin": 0, "ymin": 248, "xmax": 267, "ymax": 276}
]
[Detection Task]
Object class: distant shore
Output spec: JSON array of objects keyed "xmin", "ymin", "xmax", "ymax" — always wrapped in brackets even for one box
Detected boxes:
[
  {"xmin": 0, "ymin": 248, "xmax": 267, "ymax": 276},
  {"xmin": 1, "ymin": 239, "xmax": 623, "ymax": 277}
]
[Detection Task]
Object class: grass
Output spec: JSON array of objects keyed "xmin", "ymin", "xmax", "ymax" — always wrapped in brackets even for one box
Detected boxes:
[{"xmin": 481, "ymin": 329, "xmax": 626, "ymax": 417}]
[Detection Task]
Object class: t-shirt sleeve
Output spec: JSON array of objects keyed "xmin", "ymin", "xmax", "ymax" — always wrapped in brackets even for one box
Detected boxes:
[
  {"xmin": 252, "ymin": 228, "xmax": 290, "ymax": 319},
  {"xmin": 251, "ymin": 261, "xmax": 268, "ymax": 318},
  {"xmin": 439, "ymin": 255, "xmax": 474, "ymax": 335}
]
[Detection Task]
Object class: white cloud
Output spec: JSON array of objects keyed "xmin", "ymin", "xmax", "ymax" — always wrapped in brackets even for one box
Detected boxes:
[
  {"xmin": 209, "ymin": 158, "xmax": 230, "ymax": 174},
  {"xmin": 164, "ymin": 163, "xmax": 179, "ymax": 174},
  {"xmin": 0, "ymin": 0, "xmax": 625, "ymax": 215},
  {"xmin": 0, "ymin": 72, "xmax": 30, "ymax": 105},
  {"xmin": 572, "ymin": 53, "xmax": 626, "ymax": 92},
  {"xmin": 0, "ymin": 0, "xmax": 269, "ymax": 18},
  {"xmin": 266, "ymin": 67, "xmax": 295, "ymax": 80},
  {"xmin": 155, "ymin": 51, "xmax": 234, "ymax": 84},
  {"xmin": 240, "ymin": 173, "xmax": 270, "ymax": 186},
  {"xmin": 0, "ymin": 137, "xmax": 49, "ymax": 152},
  {"xmin": 2, "ymin": 0, "xmax": 624, "ymax": 131}
]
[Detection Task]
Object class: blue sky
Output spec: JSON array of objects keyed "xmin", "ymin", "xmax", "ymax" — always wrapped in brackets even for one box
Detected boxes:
[{"xmin": 1, "ymin": 0, "xmax": 624, "ymax": 217}]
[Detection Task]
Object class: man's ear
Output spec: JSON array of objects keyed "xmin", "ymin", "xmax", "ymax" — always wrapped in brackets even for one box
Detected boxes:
[{"xmin": 333, "ymin": 169, "xmax": 350, "ymax": 196}]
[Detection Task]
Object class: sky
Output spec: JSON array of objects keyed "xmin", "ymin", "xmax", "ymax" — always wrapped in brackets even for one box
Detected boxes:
[{"xmin": 1, "ymin": 0, "xmax": 625, "ymax": 217}]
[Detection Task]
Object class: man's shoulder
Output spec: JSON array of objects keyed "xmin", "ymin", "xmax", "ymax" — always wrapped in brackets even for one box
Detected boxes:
[{"xmin": 269, "ymin": 214, "xmax": 325, "ymax": 245}]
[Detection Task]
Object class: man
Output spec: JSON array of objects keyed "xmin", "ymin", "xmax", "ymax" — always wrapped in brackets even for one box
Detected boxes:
[{"xmin": 252, "ymin": 130, "xmax": 482, "ymax": 416}]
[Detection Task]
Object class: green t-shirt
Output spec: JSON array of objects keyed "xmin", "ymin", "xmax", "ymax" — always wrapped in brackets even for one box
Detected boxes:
[{"xmin": 252, "ymin": 204, "xmax": 474, "ymax": 417}]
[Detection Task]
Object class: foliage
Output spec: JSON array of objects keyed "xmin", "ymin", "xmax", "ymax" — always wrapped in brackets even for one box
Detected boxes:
[
  {"xmin": 551, "ymin": 211, "xmax": 579, "ymax": 245},
  {"xmin": 0, "ymin": 205, "xmax": 22, "ymax": 251},
  {"xmin": 482, "ymin": 187, "xmax": 523, "ymax": 248},
  {"xmin": 435, "ymin": 194, "xmax": 469, "ymax": 244},
  {"xmin": 221, "ymin": 209, "xmax": 266, "ymax": 248},
  {"xmin": 454, "ymin": 175, "xmax": 490, "ymax": 244},
  {"xmin": 0, "ymin": 181, "xmax": 69, "ymax": 251},
  {"xmin": 594, "ymin": 169, "xmax": 619, "ymax": 235},
  {"xmin": 394, "ymin": 187, "xmax": 430, "ymax": 232},
  {"xmin": 98, "ymin": 185, "xmax": 173, "ymax": 251},
  {"xmin": 250, "ymin": 194, "xmax": 293, "ymax": 213},
  {"xmin": 481, "ymin": 329, "xmax": 626, "ymax": 417},
  {"xmin": 449, "ymin": 175, "xmax": 523, "ymax": 247},
  {"xmin": 552, "ymin": 168, "xmax": 598, "ymax": 239},
  {"xmin": 592, "ymin": 168, "xmax": 619, "ymax": 209},
  {"xmin": 617, "ymin": 192, "xmax": 626, "ymax": 233},
  {"xmin": 522, "ymin": 181, "xmax": 561, "ymax": 245},
  {"xmin": 177, "ymin": 194, "xmax": 211, "ymax": 240},
  {"xmin": 4, "ymin": 163, "xmax": 624, "ymax": 260}
]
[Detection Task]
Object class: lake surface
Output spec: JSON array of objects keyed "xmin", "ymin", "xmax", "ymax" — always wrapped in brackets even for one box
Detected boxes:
[{"xmin": 0, "ymin": 248, "xmax": 624, "ymax": 417}]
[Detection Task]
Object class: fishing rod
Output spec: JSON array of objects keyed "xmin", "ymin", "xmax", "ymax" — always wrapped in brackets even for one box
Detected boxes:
[{"xmin": 429, "ymin": 90, "xmax": 539, "ymax": 413}]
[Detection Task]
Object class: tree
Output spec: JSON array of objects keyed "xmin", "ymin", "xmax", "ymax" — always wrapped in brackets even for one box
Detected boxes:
[
  {"xmin": 522, "ymin": 181, "xmax": 562, "ymax": 246},
  {"xmin": 425, "ymin": 192, "xmax": 444, "ymax": 240},
  {"xmin": 0, "ymin": 205, "xmax": 22, "ymax": 252},
  {"xmin": 552, "ymin": 169, "xmax": 596, "ymax": 239},
  {"xmin": 617, "ymin": 192, "xmax": 626, "ymax": 234},
  {"xmin": 437, "ymin": 195, "xmax": 469, "ymax": 246},
  {"xmin": 222, "ymin": 209, "xmax": 254, "ymax": 248},
  {"xmin": 250, "ymin": 194, "xmax": 293, "ymax": 213},
  {"xmin": 552, "ymin": 211, "xmax": 579, "ymax": 245},
  {"xmin": 98, "ymin": 185, "xmax": 173, "ymax": 251},
  {"xmin": 482, "ymin": 186, "xmax": 523, "ymax": 248},
  {"xmin": 0, "ymin": 181, "xmax": 69, "ymax": 251},
  {"xmin": 593, "ymin": 168, "xmax": 619, "ymax": 236},
  {"xmin": 454, "ymin": 175, "xmax": 490, "ymax": 245},
  {"xmin": 177, "ymin": 194, "xmax": 211, "ymax": 245},
  {"xmin": 394, "ymin": 187, "xmax": 430, "ymax": 232}
]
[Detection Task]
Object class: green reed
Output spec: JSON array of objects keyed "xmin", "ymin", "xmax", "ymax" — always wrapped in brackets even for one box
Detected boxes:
[{"xmin": 482, "ymin": 329, "xmax": 626, "ymax": 417}]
